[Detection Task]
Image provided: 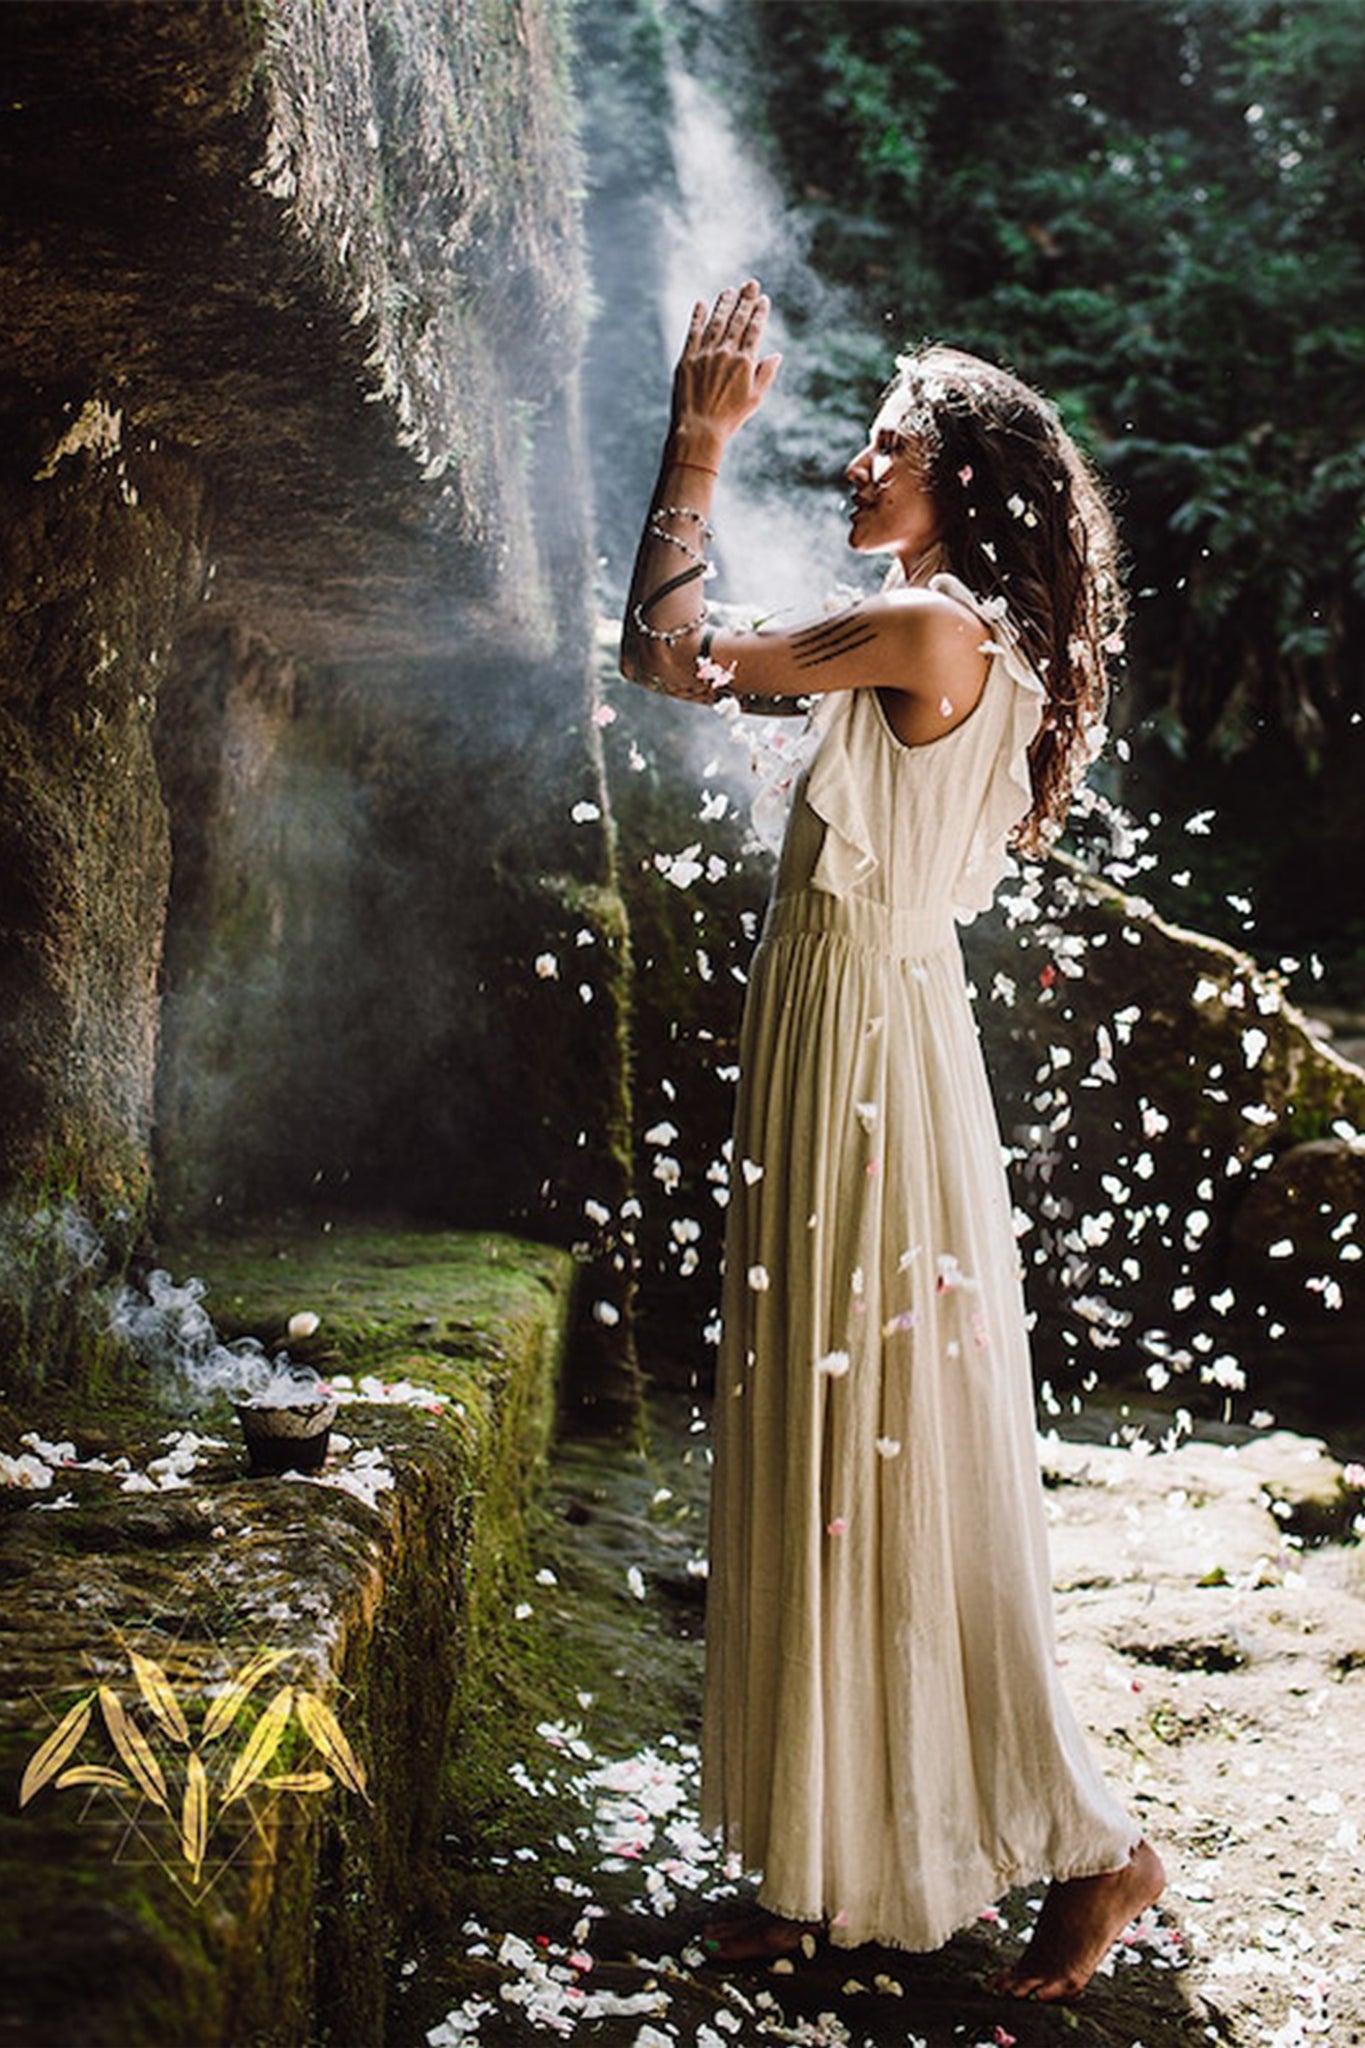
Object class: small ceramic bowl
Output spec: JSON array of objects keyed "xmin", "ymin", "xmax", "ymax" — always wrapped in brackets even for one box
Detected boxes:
[{"xmin": 234, "ymin": 1397, "xmax": 339, "ymax": 1476}]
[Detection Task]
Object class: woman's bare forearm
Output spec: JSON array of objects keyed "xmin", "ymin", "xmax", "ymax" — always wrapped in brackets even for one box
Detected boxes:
[
  {"xmin": 619, "ymin": 433, "xmax": 722, "ymax": 694},
  {"xmin": 620, "ymin": 284, "xmax": 781, "ymax": 701}
]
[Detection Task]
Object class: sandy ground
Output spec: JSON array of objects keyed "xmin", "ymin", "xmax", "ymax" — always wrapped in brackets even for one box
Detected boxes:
[{"xmin": 397, "ymin": 1385, "xmax": 1365, "ymax": 2048}]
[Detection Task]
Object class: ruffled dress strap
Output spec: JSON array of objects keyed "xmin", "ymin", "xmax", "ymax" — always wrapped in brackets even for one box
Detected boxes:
[
  {"xmin": 928, "ymin": 571, "xmax": 1048, "ymax": 921},
  {"xmin": 802, "ymin": 692, "xmax": 880, "ymax": 898}
]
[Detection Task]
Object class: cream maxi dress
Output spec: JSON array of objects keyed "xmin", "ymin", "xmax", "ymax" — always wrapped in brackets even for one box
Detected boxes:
[{"xmin": 700, "ymin": 573, "xmax": 1138, "ymax": 1953}]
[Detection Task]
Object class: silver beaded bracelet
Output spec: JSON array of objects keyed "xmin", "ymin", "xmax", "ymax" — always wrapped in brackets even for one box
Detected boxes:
[
  {"xmin": 653, "ymin": 503, "xmax": 714, "ymax": 539},
  {"xmin": 629, "ymin": 502, "xmax": 716, "ymax": 646},
  {"xmin": 630, "ymin": 598, "xmax": 709, "ymax": 645}
]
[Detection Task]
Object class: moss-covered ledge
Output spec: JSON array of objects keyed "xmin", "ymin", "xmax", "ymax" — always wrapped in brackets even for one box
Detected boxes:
[{"xmin": 0, "ymin": 1224, "xmax": 573, "ymax": 2048}]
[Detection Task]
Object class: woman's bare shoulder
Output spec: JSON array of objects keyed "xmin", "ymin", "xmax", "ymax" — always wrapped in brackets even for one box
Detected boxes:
[
  {"xmin": 880, "ymin": 583, "xmax": 984, "ymax": 632},
  {"xmin": 877, "ymin": 584, "xmax": 991, "ymax": 676},
  {"xmin": 870, "ymin": 584, "xmax": 991, "ymax": 735}
]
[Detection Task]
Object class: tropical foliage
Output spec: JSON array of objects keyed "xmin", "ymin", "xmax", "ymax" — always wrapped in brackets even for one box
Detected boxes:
[{"xmin": 751, "ymin": 0, "xmax": 1365, "ymax": 741}]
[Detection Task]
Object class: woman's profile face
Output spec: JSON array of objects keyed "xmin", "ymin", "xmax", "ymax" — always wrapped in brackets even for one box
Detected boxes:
[{"xmin": 844, "ymin": 408, "xmax": 939, "ymax": 568}]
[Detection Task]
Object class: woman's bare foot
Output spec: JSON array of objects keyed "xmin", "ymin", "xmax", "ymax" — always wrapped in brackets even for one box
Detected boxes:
[
  {"xmin": 699, "ymin": 1907, "xmax": 820, "ymax": 1963},
  {"xmin": 994, "ymin": 1838, "xmax": 1166, "ymax": 2001}
]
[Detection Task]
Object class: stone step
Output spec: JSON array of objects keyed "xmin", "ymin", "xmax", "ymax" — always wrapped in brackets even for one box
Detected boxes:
[{"xmin": 0, "ymin": 1224, "xmax": 575, "ymax": 2048}]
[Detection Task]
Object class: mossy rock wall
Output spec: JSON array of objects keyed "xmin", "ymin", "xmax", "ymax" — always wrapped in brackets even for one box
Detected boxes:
[
  {"xmin": 0, "ymin": 1225, "xmax": 571, "ymax": 2048},
  {"xmin": 0, "ymin": 404, "xmax": 208, "ymax": 1383},
  {"xmin": 0, "ymin": 2, "xmax": 630, "ymax": 1397}
]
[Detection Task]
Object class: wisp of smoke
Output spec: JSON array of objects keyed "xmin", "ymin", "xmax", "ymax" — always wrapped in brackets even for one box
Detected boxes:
[{"xmin": 112, "ymin": 1269, "xmax": 328, "ymax": 1409}]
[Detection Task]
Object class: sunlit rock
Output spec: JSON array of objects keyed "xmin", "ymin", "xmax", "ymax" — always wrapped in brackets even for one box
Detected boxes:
[{"xmin": 0, "ymin": 1, "xmax": 629, "ymax": 1399}]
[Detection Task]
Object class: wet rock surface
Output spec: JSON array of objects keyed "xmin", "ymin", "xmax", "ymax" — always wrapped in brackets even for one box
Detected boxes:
[
  {"xmin": 0, "ymin": 0, "xmax": 585, "ymax": 659},
  {"xmin": 0, "ymin": 1224, "xmax": 573, "ymax": 2048},
  {"xmin": 0, "ymin": 2, "xmax": 624, "ymax": 1400},
  {"xmin": 396, "ymin": 1370, "xmax": 1365, "ymax": 2048}
]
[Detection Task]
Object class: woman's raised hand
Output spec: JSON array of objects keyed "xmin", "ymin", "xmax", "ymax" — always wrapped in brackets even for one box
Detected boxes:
[
  {"xmin": 671, "ymin": 280, "xmax": 782, "ymax": 455},
  {"xmin": 620, "ymin": 280, "xmax": 781, "ymax": 699}
]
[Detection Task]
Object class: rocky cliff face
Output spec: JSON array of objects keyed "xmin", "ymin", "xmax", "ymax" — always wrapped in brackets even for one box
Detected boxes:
[{"xmin": 0, "ymin": 0, "xmax": 629, "ymax": 1394}]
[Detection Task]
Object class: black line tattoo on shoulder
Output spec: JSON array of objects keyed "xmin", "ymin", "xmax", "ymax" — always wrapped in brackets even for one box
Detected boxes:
[{"xmin": 789, "ymin": 604, "xmax": 878, "ymax": 670}]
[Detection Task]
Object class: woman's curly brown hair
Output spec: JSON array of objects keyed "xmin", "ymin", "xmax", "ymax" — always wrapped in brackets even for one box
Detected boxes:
[{"xmin": 882, "ymin": 345, "xmax": 1125, "ymax": 852}]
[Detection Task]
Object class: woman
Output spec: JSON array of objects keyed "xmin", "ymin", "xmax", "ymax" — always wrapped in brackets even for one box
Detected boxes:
[{"xmin": 619, "ymin": 280, "xmax": 1164, "ymax": 2002}]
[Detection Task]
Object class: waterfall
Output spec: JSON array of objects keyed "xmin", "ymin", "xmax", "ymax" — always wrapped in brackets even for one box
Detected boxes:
[{"xmin": 657, "ymin": 35, "xmax": 875, "ymax": 621}]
